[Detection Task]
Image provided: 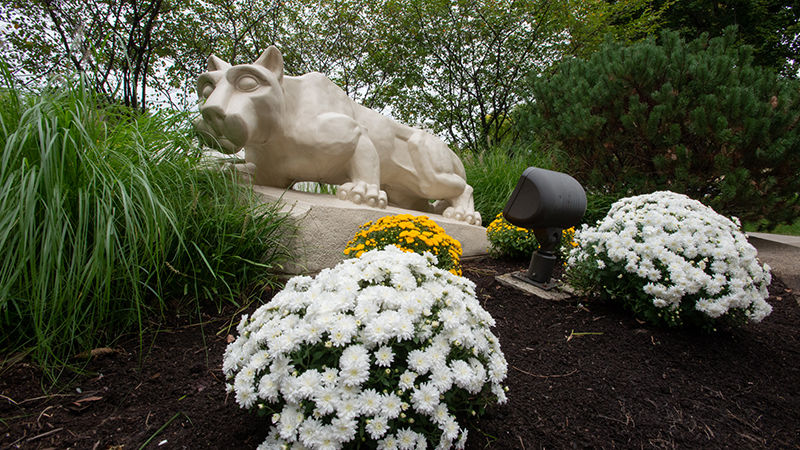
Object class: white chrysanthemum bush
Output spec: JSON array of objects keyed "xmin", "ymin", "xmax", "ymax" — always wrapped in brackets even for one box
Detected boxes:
[
  {"xmin": 566, "ymin": 191, "xmax": 772, "ymax": 329},
  {"xmin": 223, "ymin": 246, "xmax": 508, "ymax": 449}
]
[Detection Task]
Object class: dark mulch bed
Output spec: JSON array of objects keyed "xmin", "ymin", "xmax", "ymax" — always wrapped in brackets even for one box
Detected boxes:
[{"xmin": 2, "ymin": 257, "xmax": 798, "ymax": 449}]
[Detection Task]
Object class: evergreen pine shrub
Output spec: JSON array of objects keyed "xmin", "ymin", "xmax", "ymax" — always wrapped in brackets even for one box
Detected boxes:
[{"xmin": 519, "ymin": 28, "xmax": 800, "ymax": 228}]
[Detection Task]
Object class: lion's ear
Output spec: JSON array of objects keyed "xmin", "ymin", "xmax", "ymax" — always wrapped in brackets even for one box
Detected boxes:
[
  {"xmin": 255, "ymin": 46, "xmax": 284, "ymax": 83},
  {"xmin": 207, "ymin": 55, "xmax": 231, "ymax": 72}
]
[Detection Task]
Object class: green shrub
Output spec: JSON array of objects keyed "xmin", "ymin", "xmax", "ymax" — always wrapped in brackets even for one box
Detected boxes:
[
  {"xmin": 518, "ymin": 28, "xmax": 800, "ymax": 229},
  {"xmin": 0, "ymin": 75, "xmax": 295, "ymax": 379},
  {"xmin": 583, "ymin": 192, "xmax": 623, "ymax": 227},
  {"xmin": 566, "ymin": 191, "xmax": 772, "ymax": 330}
]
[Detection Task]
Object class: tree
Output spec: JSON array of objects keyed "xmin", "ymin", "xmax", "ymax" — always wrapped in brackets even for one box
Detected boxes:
[
  {"xmin": 562, "ymin": 0, "xmax": 669, "ymax": 58},
  {"xmin": 652, "ymin": 0, "xmax": 800, "ymax": 77},
  {"xmin": 2, "ymin": 0, "xmax": 175, "ymax": 111},
  {"xmin": 358, "ymin": 0, "xmax": 666, "ymax": 153},
  {"xmin": 518, "ymin": 29, "xmax": 800, "ymax": 227},
  {"xmin": 2, "ymin": 0, "xmax": 665, "ymax": 147}
]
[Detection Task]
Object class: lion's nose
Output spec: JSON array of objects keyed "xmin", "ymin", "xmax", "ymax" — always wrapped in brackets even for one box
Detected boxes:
[{"xmin": 200, "ymin": 103, "xmax": 225, "ymax": 126}]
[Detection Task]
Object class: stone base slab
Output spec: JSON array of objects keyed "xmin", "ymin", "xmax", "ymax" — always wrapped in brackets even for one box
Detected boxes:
[
  {"xmin": 251, "ymin": 185, "xmax": 490, "ymax": 274},
  {"xmin": 495, "ymin": 271, "xmax": 576, "ymax": 300}
]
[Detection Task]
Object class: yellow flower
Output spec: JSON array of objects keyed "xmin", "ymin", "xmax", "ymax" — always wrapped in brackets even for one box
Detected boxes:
[{"xmin": 343, "ymin": 213, "xmax": 462, "ymax": 274}]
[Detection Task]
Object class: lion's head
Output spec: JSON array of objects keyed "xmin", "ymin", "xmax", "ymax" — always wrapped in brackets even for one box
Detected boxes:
[{"xmin": 195, "ymin": 46, "xmax": 287, "ymax": 153}]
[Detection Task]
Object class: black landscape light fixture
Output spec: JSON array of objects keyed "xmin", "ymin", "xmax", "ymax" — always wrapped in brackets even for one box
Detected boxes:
[{"xmin": 503, "ymin": 167, "xmax": 587, "ymax": 289}]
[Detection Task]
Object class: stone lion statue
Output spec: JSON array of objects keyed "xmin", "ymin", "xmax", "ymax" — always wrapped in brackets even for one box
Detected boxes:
[{"xmin": 194, "ymin": 46, "xmax": 481, "ymax": 225}]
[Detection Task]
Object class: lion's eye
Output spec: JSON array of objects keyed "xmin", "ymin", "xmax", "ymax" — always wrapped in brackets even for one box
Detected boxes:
[
  {"xmin": 200, "ymin": 83, "xmax": 215, "ymax": 99},
  {"xmin": 236, "ymin": 75, "xmax": 260, "ymax": 92}
]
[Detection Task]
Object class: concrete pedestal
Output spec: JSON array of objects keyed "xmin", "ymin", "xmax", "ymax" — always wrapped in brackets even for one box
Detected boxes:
[{"xmin": 251, "ymin": 185, "xmax": 490, "ymax": 274}]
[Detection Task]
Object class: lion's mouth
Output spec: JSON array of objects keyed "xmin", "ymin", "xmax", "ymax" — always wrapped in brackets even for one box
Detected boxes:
[
  {"xmin": 194, "ymin": 117, "xmax": 245, "ymax": 154},
  {"xmin": 216, "ymin": 136, "xmax": 243, "ymax": 153}
]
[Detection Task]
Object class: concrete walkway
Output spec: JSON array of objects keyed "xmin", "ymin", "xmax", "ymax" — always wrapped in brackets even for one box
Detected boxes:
[{"xmin": 747, "ymin": 232, "xmax": 800, "ymax": 293}]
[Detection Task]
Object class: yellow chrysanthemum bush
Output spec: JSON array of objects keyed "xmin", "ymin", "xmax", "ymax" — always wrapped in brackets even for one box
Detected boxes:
[
  {"xmin": 344, "ymin": 214, "xmax": 463, "ymax": 275},
  {"xmin": 486, "ymin": 213, "xmax": 577, "ymax": 260}
]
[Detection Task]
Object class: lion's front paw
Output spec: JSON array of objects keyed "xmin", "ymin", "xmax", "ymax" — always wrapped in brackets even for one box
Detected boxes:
[
  {"xmin": 443, "ymin": 207, "xmax": 482, "ymax": 226},
  {"xmin": 337, "ymin": 181, "xmax": 388, "ymax": 209}
]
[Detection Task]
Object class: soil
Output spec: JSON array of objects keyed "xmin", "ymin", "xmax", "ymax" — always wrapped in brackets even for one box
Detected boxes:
[{"xmin": 1, "ymin": 256, "xmax": 798, "ymax": 449}]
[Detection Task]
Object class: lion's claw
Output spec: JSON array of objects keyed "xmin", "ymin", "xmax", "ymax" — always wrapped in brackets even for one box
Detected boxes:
[
  {"xmin": 444, "ymin": 207, "xmax": 482, "ymax": 225},
  {"xmin": 338, "ymin": 181, "xmax": 387, "ymax": 209}
]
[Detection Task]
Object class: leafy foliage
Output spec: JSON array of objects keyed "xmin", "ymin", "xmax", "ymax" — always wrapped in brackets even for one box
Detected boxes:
[
  {"xmin": 652, "ymin": 0, "xmax": 800, "ymax": 77},
  {"xmin": 519, "ymin": 29, "xmax": 800, "ymax": 228},
  {"xmin": 1, "ymin": 0, "xmax": 175, "ymax": 110},
  {"xmin": 1, "ymin": 0, "xmax": 665, "ymax": 150}
]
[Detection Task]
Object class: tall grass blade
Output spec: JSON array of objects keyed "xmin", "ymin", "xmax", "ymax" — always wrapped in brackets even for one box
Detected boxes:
[{"xmin": 0, "ymin": 71, "xmax": 296, "ymax": 383}]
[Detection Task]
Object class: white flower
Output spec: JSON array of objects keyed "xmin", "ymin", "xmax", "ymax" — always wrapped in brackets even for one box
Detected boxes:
[
  {"xmin": 295, "ymin": 369, "xmax": 322, "ymax": 399},
  {"xmin": 335, "ymin": 396, "xmax": 360, "ymax": 420},
  {"xmin": 364, "ymin": 317, "xmax": 391, "ymax": 345},
  {"xmin": 222, "ymin": 247, "xmax": 508, "ymax": 450},
  {"xmin": 449, "ymin": 360, "xmax": 474, "ymax": 389},
  {"xmin": 330, "ymin": 416, "xmax": 358, "ymax": 443},
  {"xmin": 407, "ymin": 349, "xmax": 431, "ymax": 374},
  {"xmin": 430, "ymin": 365, "xmax": 454, "ymax": 392},
  {"xmin": 569, "ymin": 191, "xmax": 772, "ymax": 325},
  {"xmin": 374, "ymin": 346, "xmax": 395, "ymax": 367},
  {"xmin": 235, "ymin": 384, "xmax": 257, "ymax": 409},
  {"xmin": 277, "ymin": 404, "xmax": 304, "ymax": 441},
  {"xmin": 378, "ymin": 433, "xmax": 399, "ymax": 450},
  {"xmin": 456, "ymin": 429, "xmax": 469, "ymax": 449},
  {"xmin": 366, "ymin": 416, "xmax": 389, "ymax": 440},
  {"xmin": 432, "ymin": 403, "xmax": 453, "ymax": 426},
  {"xmin": 313, "ymin": 386, "xmax": 339, "ymax": 415},
  {"xmin": 396, "ymin": 428, "xmax": 420, "ymax": 450},
  {"xmin": 492, "ymin": 383, "xmax": 508, "ymax": 404},
  {"xmin": 441, "ymin": 418, "xmax": 460, "ymax": 441},
  {"xmin": 320, "ymin": 368, "xmax": 338, "ymax": 387},
  {"xmin": 329, "ymin": 314, "xmax": 358, "ymax": 346},
  {"xmin": 381, "ymin": 392, "xmax": 403, "ymax": 419},
  {"xmin": 298, "ymin": 417, "xmax": 323, "ymax": 447},
  {"xmin": 339, "ymin": 345, "xmax": 370, "ymax": 386},
  {"xmin": 359, "ymin": 388, "xmax": 383, "ymax": 416},
  {"xmin": 258, "ymin": 373, "xmax": 280, "ymax": 402},
  {"xmin": 398, "ymin": 370, "xmax": 418, "ymax": 391},
  {"xmin": 411, "ymin": 382, "xmax": 440, "ymax": 414},
  {"xmin": 488, "ymin": 354, "xmax": 508, "ymax": 383}
]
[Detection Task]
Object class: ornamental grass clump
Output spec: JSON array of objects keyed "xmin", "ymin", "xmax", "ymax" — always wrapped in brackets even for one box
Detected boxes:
[
  {"xmin": 566, "ymin": 191, "xmax": 772, "ymax": 329},
  {"xmin": 486, "ymin": 213, "xmax": 576, "ymax": 260},
  {"xmin": 223, "ymin": 246, "xmax": 508, "ymax": 449},
  {"xmin": 344, "ymin": 214, "xmax": 462, "ymax": 275}
]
